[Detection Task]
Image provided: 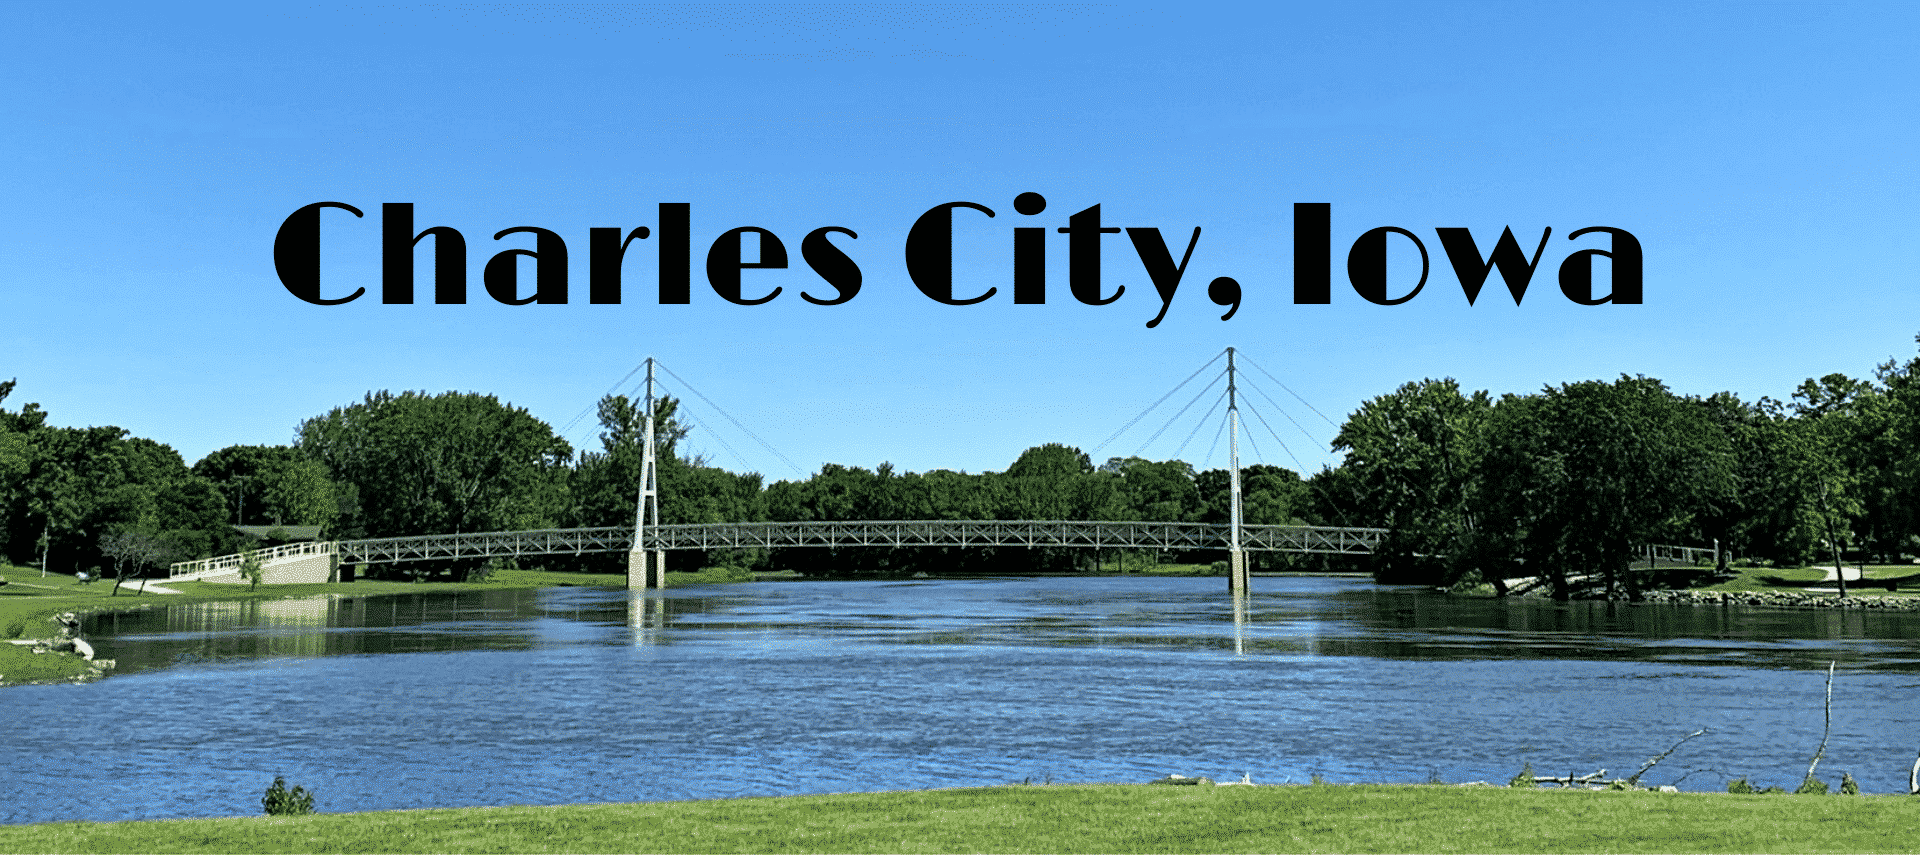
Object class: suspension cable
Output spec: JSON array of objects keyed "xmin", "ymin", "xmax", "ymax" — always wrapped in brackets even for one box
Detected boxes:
[
  {"xmin": 655, "ymin": 363, "xmax": 811, "ymax": 478},
  {"xmin": 1090, "ymin": 350, "xmax": 1225, "ymax": 457}
]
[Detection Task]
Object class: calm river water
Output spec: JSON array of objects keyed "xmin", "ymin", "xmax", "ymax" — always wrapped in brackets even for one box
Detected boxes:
[{"xmin": 7, "ymin": 575, "xmax": 1920, "ymax": 823}]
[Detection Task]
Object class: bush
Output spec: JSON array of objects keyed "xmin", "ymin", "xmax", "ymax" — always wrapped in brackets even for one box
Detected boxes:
[
  {"xmin": 1795, "ymin": 775, "xmax": 1829, "ymax": 795},
  {"xmin": 1727, "ymin": 776, "xmax": 1753, "ymax": 794},
  {"xmin": 1841, "ymin": 772, "xmax": 1859, "ymax": 795},
  {"xmin": 1508, "ymin": 762, "xmax": 1535, "ymax": 789},
  {"xmin": 262, "ymin": 776, "xmax": 316, "ymax": 815}
]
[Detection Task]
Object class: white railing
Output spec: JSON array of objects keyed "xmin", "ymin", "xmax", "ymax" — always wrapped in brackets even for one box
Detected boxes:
[
  {"xmin": 174, "ymin": 520, "xmax": 1391, "ymax": 577},
  {"xmin": 1646, "ymin": 543, "xmax": 1720, "ymax": 567},
  {"xmin": 170, "ymin": 540, "xmax": 337, "ymax": 580}
]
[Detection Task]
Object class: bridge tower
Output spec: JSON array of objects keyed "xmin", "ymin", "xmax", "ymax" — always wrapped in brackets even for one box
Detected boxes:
[
  {"xmin": 1227, "ymin": 347, "xmax": 1248, "ymax": 597},
  {"xmin": 627, "ymin": 357, "xmax": 667, "ymax": 589}
]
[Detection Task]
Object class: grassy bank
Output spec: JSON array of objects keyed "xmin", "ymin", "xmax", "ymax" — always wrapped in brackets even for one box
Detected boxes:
[
  {"xmin": 0, "ymin": 563, "xmax": 751, "ymax": 686},
  {"xmin": 1699, "ymin": 563, "xmax": 1920, "ymax": 593},
  {"xmin": 6, "ymin": 783, "xmax": 1920, "ymax": 853}
]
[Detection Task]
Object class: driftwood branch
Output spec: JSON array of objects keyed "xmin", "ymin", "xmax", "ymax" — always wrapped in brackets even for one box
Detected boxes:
[
  {"xmin": 1532, "ymin": 770, "xmax": 1606, "ymax": 787},
  {"xmin": 1806, "ymin": 662, "xmax": 1835, "ymax": 784},
  {"xmin": 1628, "ymin": 728, "xmax": 1708, "ymax": 786}
]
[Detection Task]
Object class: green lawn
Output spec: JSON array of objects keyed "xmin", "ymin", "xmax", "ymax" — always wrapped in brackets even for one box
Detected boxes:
[
  {"xmin": 0, "ymin": 562, "xmax": 735, "ymax": 686},
  {"xmin": 5, "ymin": 784, "xmax": 1920, "ymax": 853},
  {"xmin": 1696, "ymin": 563, "xmax": 1920, "ymax": 594}
]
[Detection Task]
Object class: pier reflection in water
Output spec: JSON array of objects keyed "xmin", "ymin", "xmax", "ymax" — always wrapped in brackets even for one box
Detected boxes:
[{"xmin": 8, "ymin": 576, "xmax": 1920, "ymax": 825}]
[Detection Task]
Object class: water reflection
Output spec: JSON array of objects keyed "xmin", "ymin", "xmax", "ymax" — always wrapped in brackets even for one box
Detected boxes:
[
  {"xmin": 79, "ymin": 580, "xmax": 1920, "ymax": 675},
  {"xmin": 19, "ymin": 575, "xmax": 1920, "ymax": 826},
  {"xmin": 628, "ymin": 590, "xmax": 666, "ymax": 645}
]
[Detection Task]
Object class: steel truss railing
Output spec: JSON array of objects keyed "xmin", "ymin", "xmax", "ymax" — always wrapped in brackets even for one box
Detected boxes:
[
  {"xmin": 318, "ymin": 520, "xmax": 1384, "ymax": 566},
  {"xmin": 175, "ymin": 521, "xmax": 1387, "ymax": 573}
]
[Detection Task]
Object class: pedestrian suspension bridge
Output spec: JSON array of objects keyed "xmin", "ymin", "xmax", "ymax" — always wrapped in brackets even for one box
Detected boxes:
[{"xmin": 172, "ymin": 349, "xmax": 1386, "ymax": 594}]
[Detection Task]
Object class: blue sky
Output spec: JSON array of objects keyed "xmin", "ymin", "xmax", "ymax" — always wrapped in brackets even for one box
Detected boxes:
[{"xmin": 5, "ymin": 2, "xmax": 1916, "ymax": 483}]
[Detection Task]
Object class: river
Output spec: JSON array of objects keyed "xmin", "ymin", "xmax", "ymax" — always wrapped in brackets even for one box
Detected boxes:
[{"xmin": 5, "ymin": 575, "xmax": 1920, "ymax": 824}]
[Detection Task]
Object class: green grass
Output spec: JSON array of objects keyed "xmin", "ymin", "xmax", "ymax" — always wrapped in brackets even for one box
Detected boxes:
[
  {"xmin": 1696, "ymin": 563, "xmax": 1920, "ymax": 594},
  {"xmin": 5, "ymin": 784, "xmax": 1920, "ymax": 853},
  {"xmin": 0, "ymin": 561, "xmax": 738, "ymax": 686}
]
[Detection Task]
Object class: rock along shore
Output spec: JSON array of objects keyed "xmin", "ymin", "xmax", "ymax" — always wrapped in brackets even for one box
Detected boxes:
[{"xmin": 1633, "ymin": 589, "xmax": 1920, "ymax": 610}]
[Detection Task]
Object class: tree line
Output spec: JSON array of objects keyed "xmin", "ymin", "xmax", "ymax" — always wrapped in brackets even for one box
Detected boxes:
[
  {"xmin": 7, "ymin": 336, "xmax": 1920, "ymax": 589},
  {"xmin": 1329, "ymin": 337, "xmax": 1920, "ymax": 598}
]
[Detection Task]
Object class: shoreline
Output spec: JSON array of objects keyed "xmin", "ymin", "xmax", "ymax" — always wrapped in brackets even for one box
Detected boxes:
[{"xmin": 5, "ymin": 782, "xmax": 1918, "ymax": 853}]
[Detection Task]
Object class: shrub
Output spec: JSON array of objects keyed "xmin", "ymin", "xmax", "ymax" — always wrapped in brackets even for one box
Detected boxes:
[
  {"xmin": 238, "ymin": 551, "xmax": 264, "ymax": 592},
  {"xmin": 262, "ymin": 776, "xmax": 316, "ymax": 815},
  {"xmin": 1508, "ymin": 762, "xmax": 1535, "ymax": 789},
  {"xmin": 1727, "ymin": 776, "xmax": 1753, "ymax": 794},
  {"xmin": 1841, "ymin": 772, "xmax": 1859, "ymax": 795},
  {"xmin": 1795, "ymin": 775, "xmax": 1829, "ymax": 795}
]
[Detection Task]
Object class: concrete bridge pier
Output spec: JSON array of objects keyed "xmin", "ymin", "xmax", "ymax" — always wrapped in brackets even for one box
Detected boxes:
[
  {"xmin": 1228, "ymin": 549, "xmax": 1249, "ymax": 596},
  {"xmin": 626, "ymin": 549, "xmax": 668, "ymax": 589}
]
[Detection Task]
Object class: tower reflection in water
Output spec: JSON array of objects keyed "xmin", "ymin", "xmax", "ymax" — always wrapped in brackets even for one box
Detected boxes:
[{"xmin": 628, "ymin": 591, "xmax": 666, "ymax": 645}]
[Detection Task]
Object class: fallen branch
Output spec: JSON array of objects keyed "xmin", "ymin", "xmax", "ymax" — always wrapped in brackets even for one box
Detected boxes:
[
  {"xmin": 1806, "ymin": 662, "xmax": 1835, "ymax": 784},
  {"xmin": 1531, "ymin": 770, "xmax": 1606, "ymax": 787},
  {"xmin": 1627, "ymin": 728, "xmax": 1708, "ymax": 786}
]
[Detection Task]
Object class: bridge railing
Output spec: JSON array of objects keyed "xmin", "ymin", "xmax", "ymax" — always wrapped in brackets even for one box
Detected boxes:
[
  {"xmin": 339, "ymin": 526, "xmax": 632, "ymax": 565},
  {"xmin": 170, "ymin": 540, "xmax": 338, "ymax": 579},
  {"xmin": 323, "ymin": 520, "xmax": 1386, "ymax": 565},
  {"xmin": 173, "ymin": 520, "xmax": 1390, "ymax": 573}
]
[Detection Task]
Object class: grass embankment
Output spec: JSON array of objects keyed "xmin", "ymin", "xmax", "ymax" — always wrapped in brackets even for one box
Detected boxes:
[
  {"xmin": 1696, "ymin": 564, "xmax": 1920, "ymax": 594},
  {"xmin": 6, "ymin": 784, "xmax": 1920, "ymax": 853},
  {"xmin": 0, "ymin": 563, "xmax": 745, "ymax": 686}
]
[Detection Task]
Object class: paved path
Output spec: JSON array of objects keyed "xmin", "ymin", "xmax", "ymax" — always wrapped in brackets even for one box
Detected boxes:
[{"xmin": 1819, "ymin": 565, "xmax": 1864, "ymax": 582}]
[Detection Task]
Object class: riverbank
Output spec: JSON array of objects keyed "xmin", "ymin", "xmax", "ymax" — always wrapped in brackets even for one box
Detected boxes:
[
  {"xmin": 4, "ymin": 783, "xmax": 1918, "ymax": 853},
  {"xmin": 0, "ymin": 566, "xmax": 665, "ymax": 686}
]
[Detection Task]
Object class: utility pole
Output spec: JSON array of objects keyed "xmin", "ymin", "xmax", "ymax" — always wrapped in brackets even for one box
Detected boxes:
[
  {"xmin": 1228, "ymin": 347, "xmax": 1248, "ymax": 597},
  {"xmin": 629, "ymin": 358, "xmax": 666, "ymax": 589}
]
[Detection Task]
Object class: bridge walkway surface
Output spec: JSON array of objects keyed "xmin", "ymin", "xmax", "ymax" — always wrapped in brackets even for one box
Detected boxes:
[{"xmin": 170, "ymin": 520, "xmax": 1389, "ymax": 584}]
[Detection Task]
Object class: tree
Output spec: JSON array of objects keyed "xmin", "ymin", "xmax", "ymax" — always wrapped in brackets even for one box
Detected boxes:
[
  {"xmin": 297, "ymin": 391, "xmax": 573, "ymax": 543},
  {"xmin": 1330, "ymin": 379, "xmax": 1491, "ymax": 585},
  {"xmin": 1471, "ymin": 377, "xmax": 1735, "ymax": 599},
  {"xmin": 238, "ymin": 548, "xmax": 264, "ymax": 591},
  {"xmin": 193, "ymin": 445, "xmax": 339, "ymax": 532}
]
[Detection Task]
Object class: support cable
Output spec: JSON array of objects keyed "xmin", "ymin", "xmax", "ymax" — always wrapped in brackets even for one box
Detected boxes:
[
  {"xmin": 1173, "ymin": 390, "xmax": 1229, "ymax": 459},
  {"xmin": 1239, "ymin": 375, "xmax": 1328, "ymax": 448},
  {"xmin": 1137, "ymin": 379, "xmax": 1224, "ymax": 457},
  {"xmin": 1243, "ymin": 402, "xmax": 1309, "ymax": 475},
  {"xmin": 560, "ymin": 360, "xmax": 650, "ymax": 448},
  {"xmin": 1202, "ymin": 411, "xmax": 1230, "ymax": 470},
  {"xmin": 1090, "ymin": 350, "xmax": 1225, "ymax": 457},
  {"xmin": 649, "ymin": 382, "xmax": 761, "ymax": 475},
  {"xmin": 656, "ymin": 363, "xmax": 810, "ymax": 478},
  {"xmin": 1240, "ymin": 353, "xmax": 1339, "ymax": 427}
]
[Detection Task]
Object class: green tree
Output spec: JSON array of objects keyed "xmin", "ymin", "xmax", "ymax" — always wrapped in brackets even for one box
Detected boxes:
[
  {"xmin": 1472, "ymin": 376, "xmax": 1735, "ymax": 599},
  {"xmin": 297, "ymin": 391, "xmax": 573, "ymax": 542},
  {"xmin": 1330, "ymin": 379, "xmax": 1491, "ymax": 585}
]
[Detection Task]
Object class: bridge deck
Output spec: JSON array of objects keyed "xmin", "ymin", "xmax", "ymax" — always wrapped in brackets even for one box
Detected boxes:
[
  {"xmin": 172, "ymin": 520, "xmax": 1388, "ymax": 576},
  {"xmin": 337, "ymin": 520, "xmax": 1386, "ymax": 565}
]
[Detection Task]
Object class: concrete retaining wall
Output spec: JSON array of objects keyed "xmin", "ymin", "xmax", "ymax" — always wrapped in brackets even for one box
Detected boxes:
[{"xmin": 261, "ymin": 552, "xmax": 336, "ymax": 585}]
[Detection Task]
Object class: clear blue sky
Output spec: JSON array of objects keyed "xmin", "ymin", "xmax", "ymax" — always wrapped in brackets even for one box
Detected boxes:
[{"xmin": 6, "ymin": 2, "xmax": 1916, "ymax": 483}]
